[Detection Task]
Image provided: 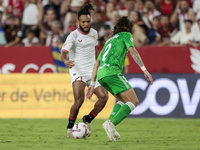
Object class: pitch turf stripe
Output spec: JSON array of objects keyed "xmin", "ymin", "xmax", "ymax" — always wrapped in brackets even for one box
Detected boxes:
[{"xmin": 117, "ymin": 74, "xmax": 129, "ymax": 89}]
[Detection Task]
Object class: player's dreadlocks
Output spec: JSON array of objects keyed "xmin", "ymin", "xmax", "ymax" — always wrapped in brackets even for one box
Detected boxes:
[
  {"xmin": 109, "ymin": 16, "xmax": 133, "ymax": 38},
  {"xmin": 77, "ymin": 3, "xmax": 94, "ymax": 19}
]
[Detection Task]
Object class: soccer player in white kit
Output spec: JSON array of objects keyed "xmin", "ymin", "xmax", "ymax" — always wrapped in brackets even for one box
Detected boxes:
[{"xmin": 61, "ymin": 3, "xmax": 108, "ymax": 138}]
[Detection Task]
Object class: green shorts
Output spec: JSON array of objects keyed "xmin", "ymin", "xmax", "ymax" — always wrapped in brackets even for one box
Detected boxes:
[{"xmin": 98, "ymin": 73, "xmax": 132, "ymax": 95}]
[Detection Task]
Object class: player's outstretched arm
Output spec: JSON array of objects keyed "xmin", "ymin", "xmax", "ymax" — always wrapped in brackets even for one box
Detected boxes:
[
  {"xmin": 129, "ymin": 46, "xmax": 153, "ymax": 85},
  {"xmin": 86, "ymin": 60, "xmax": 100, "ymax": 99},
  {"xmin": 60, "ymin": 51, "xmax": 75, "ymax": 68}
]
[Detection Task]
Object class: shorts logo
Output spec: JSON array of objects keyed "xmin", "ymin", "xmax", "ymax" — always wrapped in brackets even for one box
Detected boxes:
[
  {"xmin": 73, "ymin": 73, "xmax": 76, "ymax": 76},
  {"xmin": 78, "ymin": 40, "xmax": 82, "ymax": 42}
]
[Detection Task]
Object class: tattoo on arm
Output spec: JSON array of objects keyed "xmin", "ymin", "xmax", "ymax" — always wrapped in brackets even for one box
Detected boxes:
[{"xmin": 131, "ymin": 47, "xmax": 144, "ymax": 67}]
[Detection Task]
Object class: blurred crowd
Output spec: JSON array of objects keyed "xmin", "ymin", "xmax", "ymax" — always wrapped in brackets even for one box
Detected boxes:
[{"xmin": 0, "ymin": 0, "xmax": 200, "ymax": 49}]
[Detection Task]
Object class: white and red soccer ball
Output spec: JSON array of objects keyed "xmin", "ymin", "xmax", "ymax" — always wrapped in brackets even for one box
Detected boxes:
[{"xmin": 72, "ymin": 123, "xmax": 89, "ymax": 139}]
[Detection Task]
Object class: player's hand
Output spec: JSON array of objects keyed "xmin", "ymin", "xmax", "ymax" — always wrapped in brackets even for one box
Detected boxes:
[
  {"xmin": 144, "ymin": 70, "xmax": 153, "ymax": 85},
  {"xmin": 65, "ymin": 60, "xmax": 75, "ymax": 68},
  {"xmin": 86, "ymin": 85, "xmax": 94, "ymax": 99}
]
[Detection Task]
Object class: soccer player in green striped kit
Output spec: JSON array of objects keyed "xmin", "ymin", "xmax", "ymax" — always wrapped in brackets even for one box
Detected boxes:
[{"xmin": 86, "ymin": 16, "xmax": 153, "ymax": 142}]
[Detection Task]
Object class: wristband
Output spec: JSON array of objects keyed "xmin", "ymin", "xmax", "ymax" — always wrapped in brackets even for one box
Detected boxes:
[
  {"xmin": 141, "ymin": 66, "xmax": 146, "ymax": 71},
  {"xmin": 91, "ymin": 81, "xmax": 95, "ymax": 86}
]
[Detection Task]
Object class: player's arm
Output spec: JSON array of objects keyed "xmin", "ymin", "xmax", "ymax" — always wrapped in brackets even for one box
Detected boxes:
[
  {"xmin": 95, "ymin": 46, "xmax": 99, "ymax": 60},
  {"xmin": 86, "ymin": 60, "xmax": 100, "ymax": 99},
  {"xmin": 60, "ymin": 51, "xmax": 74, "ymax": 68},
  {"xmin": 129, "ymin": 46, "xmax": 153, "ymax": 85},
  {"xmin": 60, "ymin": 34, "xmax": 75, "ymax": 68},
  {"xmin": 95, "ymin": 31, "xmax": 99, "ymax": 60}
]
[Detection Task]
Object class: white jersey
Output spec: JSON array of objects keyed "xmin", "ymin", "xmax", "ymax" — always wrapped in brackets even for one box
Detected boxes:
[{"xmin": 61, "ymin": 28, "xmax": 99, "ymax": 86}]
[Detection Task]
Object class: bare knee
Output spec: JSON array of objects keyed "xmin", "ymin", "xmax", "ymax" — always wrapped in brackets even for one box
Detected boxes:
[
  {"xmin": 99, "ymin": 93, "xmax": 108, "ymax": 104},
  {"xmin": 134, "ymin": 99, "xmax": 139, "ymax": 107}
]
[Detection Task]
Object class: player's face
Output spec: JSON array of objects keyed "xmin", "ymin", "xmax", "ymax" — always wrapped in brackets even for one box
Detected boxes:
[{"xmin": 78, "ymin": 15, "xmax": 91, "ymax": 34}]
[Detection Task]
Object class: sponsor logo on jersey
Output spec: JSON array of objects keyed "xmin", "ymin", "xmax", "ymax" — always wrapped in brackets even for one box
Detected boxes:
[
  {"xmin": 93, "ymin": 35, "xmax": 95, "ymax": 40},
  {"xmin": 130, "ymin": 38, "xmax": 133, "ymax": 42},
  {"xmin": 78, "ymin": 40, "xmax": 82, "ymax": 42}
]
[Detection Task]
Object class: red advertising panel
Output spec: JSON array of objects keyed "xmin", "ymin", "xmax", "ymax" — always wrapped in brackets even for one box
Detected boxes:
[
  {"xmin": 0, "ymin": 46, "xmax": 55, "ymax": 73},
  {"xmin": 0, "ymin": 46, "xmax": 200, "ymax": 74},
  {"xmin": 127, "ymin": 46, "xmax": 200, "ymax": 73}
]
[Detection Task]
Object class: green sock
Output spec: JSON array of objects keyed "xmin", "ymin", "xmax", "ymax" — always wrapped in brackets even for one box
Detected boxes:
[
  {"xmin": 108, "ymin": 101, "xmax": 124, "ymax": 120},
  {"xmin": 110, "ymin": 102, "xmax": 135, "ymax": 126}
]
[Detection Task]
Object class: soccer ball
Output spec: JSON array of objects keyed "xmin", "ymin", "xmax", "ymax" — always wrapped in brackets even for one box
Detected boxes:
[{"xmin": 72, "ymin": 123, "xmax": 89, "ymax": 139}]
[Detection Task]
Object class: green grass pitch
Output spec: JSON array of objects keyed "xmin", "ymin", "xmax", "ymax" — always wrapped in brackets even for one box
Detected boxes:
[{"xmin": 0, "ymin": 118, "xmax": 200, "ymax": 150}]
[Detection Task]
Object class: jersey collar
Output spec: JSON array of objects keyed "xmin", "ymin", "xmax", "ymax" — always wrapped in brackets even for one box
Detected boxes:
[{"xmin": 77, "ymin": 28, "xmax": 90, "ymax": 35}]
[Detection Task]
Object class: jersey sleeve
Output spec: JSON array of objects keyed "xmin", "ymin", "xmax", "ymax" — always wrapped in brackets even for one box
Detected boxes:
[
  {"xmin": 95, "ymin": 32, "xmax": 98, "ymax": 46},
  {"xmin": 61, "ymin": 33, "xmax": 75, "ymax": 52},
  {"xmin": 123, "ymin": 32, "xmax": 135, "ymax": 50}
]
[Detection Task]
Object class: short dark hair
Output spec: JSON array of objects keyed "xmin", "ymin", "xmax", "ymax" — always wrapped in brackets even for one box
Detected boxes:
[
  {"xmin": 109, "ymin": 16, "xmax": 133, "ymax": 37},
  {"xmin": 180, "ymin": 0, "xmax": 188, "ymax": 2},
  {"xmin": 152, "ymin": 16, "xmax": 159, "ymax": 21},
  {"xmin": 47, "ymin": 8, "xmax": 56, "ymax": 14},
  {"xmin": 77, "ymin": 3, "xmax": 94, "ymax": 20},
  {"xmin": 161, "ymin": 14, "xmax": 170, "ymax": 19},
  {"xmin": 103, "ymin": 24, "xmax": 111, "ymax": 30},
  {"xmin": 26, "ymin": 29, "xmax": 35, "ymax": 35},
  {"xmin": 7, "ymin": 15, "xmax": 15, "ymax": 20},
  {"xmin": 184, "ymin": 19, "xmax": 193, "ymax": 24},
  {"xmin": 144, "ymin": 0, "xmax": 155, "ymax": 4}
]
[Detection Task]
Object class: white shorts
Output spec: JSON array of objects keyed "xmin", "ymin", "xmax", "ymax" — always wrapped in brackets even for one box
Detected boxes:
[{"xmin": 70, "ymin": 71, "xmax": 101, "ymax": 88}]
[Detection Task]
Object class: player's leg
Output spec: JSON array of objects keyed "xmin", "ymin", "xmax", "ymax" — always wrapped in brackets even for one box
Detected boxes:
[
  {"xmin": 103, "ymin": 94, "xmax": 128, "ymax": 141},
  {"xmin": 110, "ymin": 88, "xmax": 139, "ymax": 126},
  {"xmin": 103, "ymin": 89, "xmax": 138, "ymax": 141},
  {"xmin": 82, "ymin": 83, "xmax": 108, "ymax": 137},
  {"xmin": 83, "ymin": 85, "xmax": 108, "ymax": 123},
  {"xmin": 108, "ymin": 95, "xmax": 125, "ymax": 121},
  {"xmin": 67, "ymin": 81, "xmax": 86, "ymax": 138},
  {"xmin": 93, "ymin": 86, "xmax": 108, "ymax": 114},
  {"xmin": 102, "ymin": 73, "xmax": 139, "ymax": 142},
  {"xmin": 95, "ymin": 79, "xmax": 117, "ymax": 142},
  {"xmin": 106, "ymin": 73, "xmax": 138, "ymax": 126}
]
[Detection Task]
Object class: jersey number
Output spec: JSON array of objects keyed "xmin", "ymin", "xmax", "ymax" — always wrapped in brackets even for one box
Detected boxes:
[{"xmin": 102, "ymin": 43, "xmax": 112, "ymax": 62}]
